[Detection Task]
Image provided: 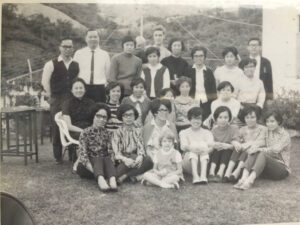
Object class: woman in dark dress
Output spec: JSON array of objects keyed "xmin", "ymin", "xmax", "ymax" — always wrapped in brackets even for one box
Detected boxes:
[
  {"xmin": 62, "ymin": 78, "xmax": 95, "ymax": 140},
  {"xmin": 161, "ymin": 38, "xmax": 189, "ymax": 95}
]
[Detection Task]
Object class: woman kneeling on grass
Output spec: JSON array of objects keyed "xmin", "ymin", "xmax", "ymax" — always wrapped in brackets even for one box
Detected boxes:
[
  {"xmin": 76, "ymin": 103, "xmax": 118, "ymax": 192},
  {"xmin": 208, "ymin": 106, "xmax": 240, "ymax": 183},
  {"xmin": 142, "ymin": 129, "xmax": 183, "ymax": 189},
  {"xmin": 234, "ymin": 110, "xmax": 291, "ymax": 190},
  {"xmin": 225, "ymin": 105, "xmax": 267, "ymax": 183},
  {"xmin": 112, "ymin": 104, "xmax": 153, "ymax": 184},
  {"xmin": 180, "ymin": 107, "xmax": 214, "ymax": 184}
]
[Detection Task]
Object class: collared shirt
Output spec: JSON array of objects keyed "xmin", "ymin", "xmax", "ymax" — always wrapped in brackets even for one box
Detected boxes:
[
  {"xmin": 129, "ymin": 95, "xmax": 145, "ymax": 126},
  {"xmin": 41, "ymin": 55, "xmax": 74, "ymax": 95},
  {"xmin": 141, "ymin": 63, "xmax": 170, "ymax": 98},
  {"xmin": 250, "ymin": 55, "xmax": 261, "ymax": 80},
  {"xmin": 193, "ymin": 64, "xmax": 208, "ymax": 103},
  {"xmin": 74, "ymin": 46, "xmax": 110, "ymax": 85}
]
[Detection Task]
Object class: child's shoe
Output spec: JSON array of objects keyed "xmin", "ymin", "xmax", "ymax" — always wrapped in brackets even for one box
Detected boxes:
[
  {"xmin": 109, "ymin": 177, "xmax": 118, "ymax": 192},
  {"xmin": 193, "ymin": 177, "xmax": 201, "ymax": 185},
  {"xmin": 239, "ymin": 180, "xmax": 253, "ymax": 190},
  {"xmin": 222, "ymin": 176, "xmax": 230, "ymax": 183},
  {"xmin": 233, "ymin": 179, "xmax": 245, "ymax": 189}
]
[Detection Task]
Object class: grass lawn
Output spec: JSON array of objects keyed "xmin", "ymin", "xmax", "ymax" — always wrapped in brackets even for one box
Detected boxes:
[{"xmin": 1, "ymin": 138, "xmax": 300, "ymax": 225}]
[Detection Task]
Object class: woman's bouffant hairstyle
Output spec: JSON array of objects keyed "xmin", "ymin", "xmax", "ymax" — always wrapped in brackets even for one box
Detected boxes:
[
  {"xmin": 71, "ymin": 78, "xmax": 87, "ymax": 91},
  {"xmin": 176, "ymin": 76, "xmax": 192, "ymax": 91},
  {"xmin": 239, "ymin": 58, "xmax": 257, "ymax": 70},
  {"xmin": 217, "ymin": 81, "xmax": 234, "ymax": 92},
  {"xmin": 191, "ymin": 46, "xmax": 207, "ymax": 59},
  {"xmin": 117, "ymin": 104, "xmax": 139, "ymax": 121},
  {"xmin": 105, "ymin": 81, "xmax": 124, "ymax": 103},
  {"xmin": 167, "ymin": 38, "xmax": 186, "ymax": 52},
  {"xmin": 263, "ymin": 110, "xmax": 284, "ymax": 126},
  {"xmin": 150, "ymin": 99, "xmax": 172, "ymax": 115},
  {"xmin": 91, "ymin": 103, "xmax": 111, "ymax": 121},
  {"xmin": 187, "ymin": 107, "xmax": 203, "ymax": 121},
  {"xmin": 222, "ymin": 46, "xmax": 239, "ymax": 59},
  {"xmin": 239, "ymin": 104, "xmax": 261, "ymax": 124},
  {"xmin": 130, "ymin": 78, "xmax": 147, "ymax": 89},
  {"xmin": 145, "ymin": 46, "xmax": 160, "ymax": 58},
  {"xmin": 213, "ymin": 106, "xmax": 232, "ymax": 122}
]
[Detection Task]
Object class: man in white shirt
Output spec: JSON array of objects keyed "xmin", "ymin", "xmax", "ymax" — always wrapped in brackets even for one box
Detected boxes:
[
  {"xmin": 41, "ymin": 37, "xmax": 79, "ymax": 164},
  {"xmin": 74, "ymin": 29, "xmax": 110, "ymax": 102}
]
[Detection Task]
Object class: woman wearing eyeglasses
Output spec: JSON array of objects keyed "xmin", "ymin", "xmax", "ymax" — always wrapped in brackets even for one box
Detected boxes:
[
  {"xmin": 112, "ymin": 104, "xmax": 153, "ymax": 184},
  {"xmin": 76, "ymin": 103, "xmax": 118, "ymax": 192},
  {"xmin": 143, "ymin": 99, "xmax": 178, "ymax": 160}
]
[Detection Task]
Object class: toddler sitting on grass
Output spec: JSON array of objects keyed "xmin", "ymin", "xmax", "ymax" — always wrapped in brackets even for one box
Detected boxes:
[{"xmin": 142, "ymin": 129, "xmax": 183, "ymax": 189}]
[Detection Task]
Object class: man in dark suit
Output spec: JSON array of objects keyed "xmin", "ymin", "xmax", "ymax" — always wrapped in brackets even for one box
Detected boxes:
[
  {"xmin": 185, "ymin": 46, "xmax": 217, "ymax": 121},
  {"xmin": 245, "ymin": 37, "xmax": 273, "ymax": 101}
]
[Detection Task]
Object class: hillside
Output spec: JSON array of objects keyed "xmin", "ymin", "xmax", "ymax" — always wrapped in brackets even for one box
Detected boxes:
[{"xmin": 1, "ymin": 3, "xmax": 262, "ymax": 81}]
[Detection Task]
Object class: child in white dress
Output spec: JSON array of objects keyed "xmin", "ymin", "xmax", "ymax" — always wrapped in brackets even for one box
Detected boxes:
[{"xmin": 142, "ymin": 129, "xmax": 183, "ymax": 189}]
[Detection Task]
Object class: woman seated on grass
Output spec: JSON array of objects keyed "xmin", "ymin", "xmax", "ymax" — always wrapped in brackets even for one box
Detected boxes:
[
  {"xmin": 234, "ymin": 110, "xmax": 291, "ymax": 190},
  {"xmin": 208, "ymin": 106, "xmax": 240, "ymax": 183},
  {"xmin": 112, "ymin": 104, "xmax": 153, "ymax": 184},
  {"xmin": 174, "ymin": 76, "xmax": 199, "ymax": 133},
  {"xmin": 76, "ymin": 103, "xmax": 117, "ymax": 192},
  {"xmin": 180, "ymin": 107, "xmax": 214, "ymax": 184},
  {"xmin": 141, "ymin": 46, "xmax": 170, "ymax": 99},
  {"xmin": 105, "ymin": 81, "xmax": 123, "ymax": 132},
  {"xmin": 143, "ymin": 99, "xmax": 178, "ymax": 161},
  {"xmin": 142, "ymin": 129, "xmax": 183, "ymax": 189},
  {"xmin": 225, "ymin": 105, "xmax": 267, "ymax": 183},
  {"xmin": 203, "ymin": 81, "xmax": 241, "ymax": 129},
  {"xmin": 121, "ymin": 78, "xmax": 151, "ymax": 127}
]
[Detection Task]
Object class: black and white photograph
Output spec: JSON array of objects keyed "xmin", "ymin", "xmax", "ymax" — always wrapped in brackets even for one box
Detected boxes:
[{"xmin": 1, "ymin": 0, "xmax": 300, "ymax": 224}]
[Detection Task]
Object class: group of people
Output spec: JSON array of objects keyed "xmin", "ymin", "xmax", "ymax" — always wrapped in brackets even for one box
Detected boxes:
[{"xmin": 41, "ymin": 25, "xmax": 291, "ymax": 192}]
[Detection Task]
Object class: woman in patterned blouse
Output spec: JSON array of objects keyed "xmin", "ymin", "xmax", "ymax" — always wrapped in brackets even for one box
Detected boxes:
[
  {"xmin": 234, "ymin": 110, "xmax": 291, "ymax": 190},
  {"xmin": 112, "ymin": 104, "xmax": 153, "ymax": 183},
  {"xmin": 76, "ymin": 103, "xmax": 118, "ymax": 192}
]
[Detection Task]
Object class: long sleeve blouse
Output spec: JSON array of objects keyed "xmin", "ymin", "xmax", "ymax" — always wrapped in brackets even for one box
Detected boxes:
[
  {"xmin": 112, "ymin": 125, "xmax": 146, "ymax": 160},
  {"xmin": 78, "ymin": 126, "xmax": 112, "ymax": 166}
]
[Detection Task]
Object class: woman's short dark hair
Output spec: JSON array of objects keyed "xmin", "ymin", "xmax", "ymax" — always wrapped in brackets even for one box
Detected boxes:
[
  {"xmin": 91, "ymin": 103, "xmax": 111, "ymax": 121},
  {"xmin": 71, "ymin": 78, "xmax": 87, "ymax": 91},
  {"xmin": 213, "ymin": 106, "xmax": 232, "ymax": 122},
  {"xmin": 167, "ymin": 38, "xmax": 186, "ymax": 52},
  {"xmin": 121, "ymin": 35, "xmax": 136, "ymax": 48},
  {"xmin": 217, "ymin": 81, "xmax": 234, "ymax": 92},
  {"xmin": 239, "ymin": 58, "xmax": 257, "ymax": 70},
  {"xmin": 145, "ymin": 46, "xmax": 160, "ymax": 58},
  {"xmin": 187, "ymin": 107, "xmax": 203, "ymax": 121},
  {"xmin": 222, "ymin": 46, "xmax": 239, "ymax": 59},
  {"xmin": 130, "ymin": 78, "xmax": 146, "ymax": 89},
  {"xmin": 191, "ymin": 46, "xmax": 207, "ymax": 59},
  {"xmin": 159, "ymin": 88, "xmax": 175, "ymax": 98},
  {"xmin": 105, "ymin": 81, "xmax": 124, "ymax": 102},
  {"xmin": 150, "ymin": 99, "xmax": 172, "ymax": 115},
  {"xmin": 117, "ymin": 104, "xmax": 139, "ymax": 121},
  {"xmin": 176, "ymin": 76, "xmax": 192, "ymax": 91},
  {"xmin": 239, "ymin": 104, "xmax": 261, "ymax": 123},
  {"xmin": 263, "ymin": 110, "xmax": 284, "ymax": 126}
]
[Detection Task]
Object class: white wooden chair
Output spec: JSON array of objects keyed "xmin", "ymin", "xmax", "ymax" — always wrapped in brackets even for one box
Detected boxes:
[{"xmin": 54, "ymin": 112, "xmax": 79, "ymax": 170}]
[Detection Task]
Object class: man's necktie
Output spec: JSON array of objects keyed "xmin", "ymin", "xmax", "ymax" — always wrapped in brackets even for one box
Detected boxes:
[{"xmin": 90, "ymin": 50, "xmax": 95, "ymax": 85}]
